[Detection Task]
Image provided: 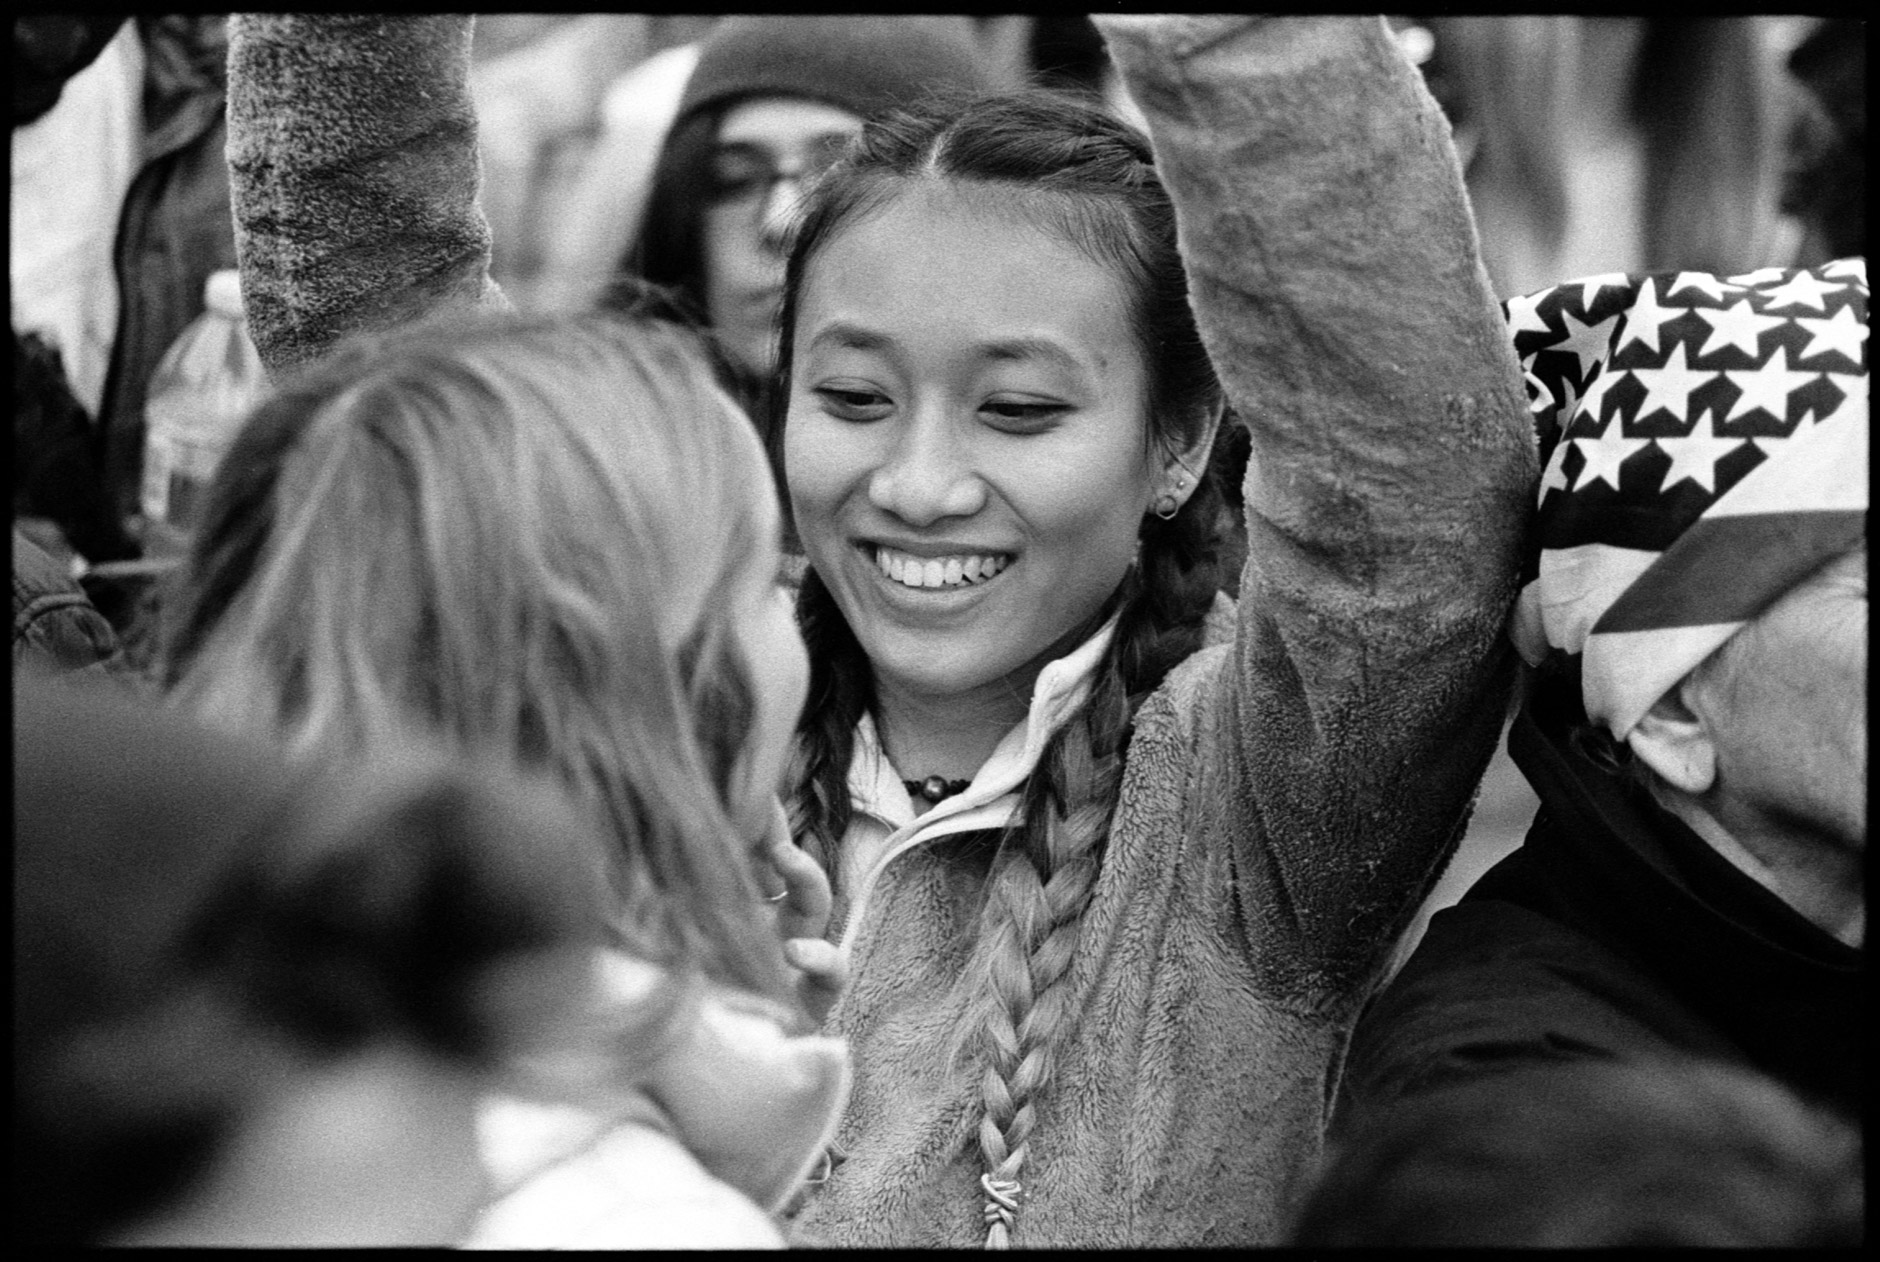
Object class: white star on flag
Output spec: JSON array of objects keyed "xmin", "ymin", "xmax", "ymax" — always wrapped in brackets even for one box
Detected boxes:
[
  {"xmin": 1571, "ymin": 364, "xmax": 1626, "ymax": 433},
  {"xmin": 1723, "ymin": 346, "xmax": 1817, "ymax": 423},
  {"xmin": 1655, "ymin": 411, "xmax": 1752, "ymax": 494},
  {"xmin": 1821, "ymin": 257, "xmax": 1866, "ymax": 286},
  {"xmin": 1613, "ymin": 278, "xmax": 1683, "ymax": 355},
  {"xmin": 1573, "ymin": 429, "xmax": 1652, "ymax": 492},
  {"xmin": 1629, "ymin": 343, "xmax": 1717, "ymax": 423},
  {"xmin": 1726, "ymin": 266, "xmax": 1789, "ymax": 286},
  {"xmin": 1691, "ymin": 299, "xmax": 1787, "ymax": 361},
  {"xmin": 1577, "ymin": 273, "xmax": 1630, "ymax": 310},
  {"xmin": 1760, "ymin": 269, "xmax": 1843, "ymax": 313},
  {"xmin": 1555, "ymin": 307, "xmax": 1622, "ymax": 380},
  {"xmin": 1506, "ymin": 291, "xmax": 1555, "ymax": 340},
  {"xmin": 1793, "ymin": 304, "xmax": 1868, "ymax": 366},
  {"xmin": 1537, "ymin": 448, "xmax": 1575, "ymax": 501},
  {"xmin": 1667, "ymin": 272, "xmax": 1746, "ymax": 303}
]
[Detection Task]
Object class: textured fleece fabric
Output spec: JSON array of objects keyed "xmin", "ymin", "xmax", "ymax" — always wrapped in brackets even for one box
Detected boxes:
[
  {"xmin": 225, "ymin": 14, "xmax": 507, "ymax": 382},
  {"xmin": 785, "ymin": 16, "xmax": 1537, "ymax": 1246},
  {"xmin": 468, "ymin": 956, "xmax": 849, "ymax": 1249},
  {"xmin": 221, "ymin": 14, "xmax": 1536, "ymax": 1245}
]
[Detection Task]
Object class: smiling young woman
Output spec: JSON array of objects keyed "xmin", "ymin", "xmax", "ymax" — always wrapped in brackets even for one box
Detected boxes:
[{"xmin": 766, "ymin": 16, "xmax": 1537, "ymax": 1249}]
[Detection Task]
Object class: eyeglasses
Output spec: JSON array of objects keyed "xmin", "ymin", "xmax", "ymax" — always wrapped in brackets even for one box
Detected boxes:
[{"xmin": 707, "ymin": 137, "xmax": 852, "ymax": 213}]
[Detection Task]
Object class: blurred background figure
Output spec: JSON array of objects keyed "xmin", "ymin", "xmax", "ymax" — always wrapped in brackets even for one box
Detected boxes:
[
  {"xmin": 1401, "ymin": 16, "xmax": 1815, "ymax": 297},
  {"xmin": 11, "ymin": 14, "xmax": 237, "ymax": 566},
  {"xmin": 1293, "ymin": 1061, "xmax": 1863, "ymax": 1247},
  {"xmin": 1777, "ymin": 17, "xmax": 1865, "ymax": 266},
  {"xmin": 592, "ymin": 16, "xmax": 1003, "ymax": 412},
  {"xmin": 15, "ymin": 672, "xmax": 607, "ymax": 1246},
  {"xmin": 470, "ymin": 15, "xmax": 703, "ymax": 309}
]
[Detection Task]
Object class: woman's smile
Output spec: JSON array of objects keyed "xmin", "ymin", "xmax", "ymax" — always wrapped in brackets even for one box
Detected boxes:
[{"xmin": 785, "ymin": 184, "xmax": 1158, "ymax": 703}]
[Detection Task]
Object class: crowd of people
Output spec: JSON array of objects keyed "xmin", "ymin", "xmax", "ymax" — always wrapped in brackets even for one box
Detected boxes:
[{"xmin": 13, "ymin": 13, "xmax": 1865, "ymax": 1248}]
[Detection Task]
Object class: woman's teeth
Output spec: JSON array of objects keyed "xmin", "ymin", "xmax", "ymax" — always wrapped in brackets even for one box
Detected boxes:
[{"xmin": 873, "ymin": 546, "xmax": 1010, "ymax": 589}]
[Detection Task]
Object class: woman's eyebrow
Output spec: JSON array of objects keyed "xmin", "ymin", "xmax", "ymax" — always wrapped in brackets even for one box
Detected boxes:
[
  {"xmin": 977, "ymin": 336, "xmax": 1088, "ymax": 373},
  {"xmin": 806, "ymin": 322, "xmax": 895, "ymax": 354}
]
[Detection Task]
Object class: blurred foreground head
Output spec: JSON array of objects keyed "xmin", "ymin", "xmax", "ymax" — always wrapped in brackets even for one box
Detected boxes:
[
  {"xmin": 152, "ymin": 308, "xmax": 802, "ymax": 1001},
  {"xmin": 14, "ymin": 671, "xmax": 609, "ymax": 1245},
  {"xmin": 1295, "ymin": 1059, "xmax": 1863, "ymax": 1247}
]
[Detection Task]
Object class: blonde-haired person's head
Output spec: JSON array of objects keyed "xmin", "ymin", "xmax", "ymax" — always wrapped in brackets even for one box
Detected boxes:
[{"xmin": 154, "ymin": 308, "xmax": 798, "ymax": 1003}]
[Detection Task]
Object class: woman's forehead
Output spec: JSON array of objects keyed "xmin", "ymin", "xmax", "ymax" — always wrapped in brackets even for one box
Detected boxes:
[{"xmin": 795, "ymin": 183, "xmax": 1140, "ymax": 366}]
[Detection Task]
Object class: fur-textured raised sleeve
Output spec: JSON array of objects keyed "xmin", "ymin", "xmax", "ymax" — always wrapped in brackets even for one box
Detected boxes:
[
  {"xmin": 225, "ymin": 14, "xmax": 507, "ymax": 380},
  {"xmin": 1098, "ymin": 16, "xmax": 1537, "ymax": 1001}
]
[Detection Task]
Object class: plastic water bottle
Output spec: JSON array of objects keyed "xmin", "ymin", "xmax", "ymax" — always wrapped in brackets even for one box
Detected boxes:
[{"xmin": 139, "ymin": 269, "xmax": 270, "ymax": 541}]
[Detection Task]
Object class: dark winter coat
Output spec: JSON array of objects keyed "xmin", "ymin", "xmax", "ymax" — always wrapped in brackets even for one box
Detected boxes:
[{"xmin": 1339, "ymin": 673, "xmax": 1866, "ymax": 1133}]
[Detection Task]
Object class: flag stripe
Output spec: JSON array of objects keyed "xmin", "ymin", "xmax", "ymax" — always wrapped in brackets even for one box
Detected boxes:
[
  {"xmin": 1705, "ymin": 405, "xmax": 1868, "ymax": 519},
  {"xmin": 1592, "ymin": 510, "xmax": 1866, "ymax": 633}
]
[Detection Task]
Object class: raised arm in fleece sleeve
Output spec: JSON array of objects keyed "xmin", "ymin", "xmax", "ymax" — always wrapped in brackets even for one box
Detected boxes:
[
  {"xmin": 225, "ymin": 14, "xmax": 507, "ymax": 381},
  {"xmin": 1098, "ymin": 16, "xmax": 1538, "ymax": 1002}
]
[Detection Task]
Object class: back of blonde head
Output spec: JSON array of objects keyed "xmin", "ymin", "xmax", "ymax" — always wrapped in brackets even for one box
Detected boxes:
[{"xmin": 158, "ymin": 310, "xmax": 790, "ymax": 1000}]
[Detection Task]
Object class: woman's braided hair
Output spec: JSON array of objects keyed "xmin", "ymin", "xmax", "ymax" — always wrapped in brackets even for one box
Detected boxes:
[{"xmin": 772, "ymin": 91, "xmax": 1231, "ymax": 1247}]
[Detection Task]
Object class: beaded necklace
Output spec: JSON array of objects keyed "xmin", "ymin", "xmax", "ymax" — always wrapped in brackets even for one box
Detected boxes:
[{"xmin": 903, "ymin": 775, "xmax": 972, "ymax": 804}]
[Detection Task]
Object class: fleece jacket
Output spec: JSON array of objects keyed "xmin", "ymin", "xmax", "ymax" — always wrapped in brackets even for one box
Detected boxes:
[
  {"xmin": 220, "ymin": 14, "xmax": 1536, "ymax": 1245},
  {"xmin": 784, "ymin": 16, "xmax": 1537, "ymax": 1247},
  {"xmin": 225, "ymin": 14, "xmax": 507, "ymax": 382}
]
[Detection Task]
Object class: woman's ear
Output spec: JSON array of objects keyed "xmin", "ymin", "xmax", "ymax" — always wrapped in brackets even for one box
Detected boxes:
[
  {"xmin": 1156, "ymin": 404, "xmax": 1227, "ymax": 510},
  {"xmin": 1624, "ymin": 679, "xmax": 1718, "ymax": 796}
]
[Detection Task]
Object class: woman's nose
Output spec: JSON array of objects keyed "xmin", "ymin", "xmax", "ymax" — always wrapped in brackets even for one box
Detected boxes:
[
  {"xmin": 866, "ymin": 415, "xmax": 987, "ymax": 526},
  {"xmin": 759, "ymin": 174, "xmax": 807, "ymax": 250}
]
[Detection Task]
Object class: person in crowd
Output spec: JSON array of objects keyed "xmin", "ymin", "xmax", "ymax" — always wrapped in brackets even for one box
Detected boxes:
[
  {"xmin": 15, "ymin": 672, "xmax": 604, "ymax": 1245},
  {"xmin": 1779, "ymin": 17, "xmax": 1864, "ymax": 267},
  {"xmin": 12, "ymin": 14, "xmax": 237, "ymax": 546},
  {"xmin": 607, "ymin": 15, "xmax": 1002, "ymax": 414},
  {"xmin": 1341, "ymin": 260, "xmax": 1867, "ymax": 1135},
  {"xmin": 217, "ymin": 12, "xmax": 1535, "ymax": 1246},
  {"xmin": 1413, "ymin": 17, "xmax": 1799, "ymax": 296},
  {"xmin": 469, "ymin": 14, "xmax": 665, "ymax": 306},
  {"xmin": 14, "ymin": 322, "xmax": 137, "ymax": 571},
  {"xmin": 1294, "ymin": 1059, "xmax": 1863, "ymax": 1246},
  {"xmin": 145, "ymin": 304, "xmax": 851, "ymax": 1245}
]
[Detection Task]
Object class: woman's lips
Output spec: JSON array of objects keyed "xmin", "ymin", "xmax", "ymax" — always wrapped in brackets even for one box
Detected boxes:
[{"xmin": 869, "ymin": 544, "xmax": 1012, "ymax": 590}]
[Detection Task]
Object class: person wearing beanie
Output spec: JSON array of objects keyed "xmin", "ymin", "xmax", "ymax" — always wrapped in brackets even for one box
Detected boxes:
[
  {"xmin": 613, "ymin": 16, "xmax": 1001, "ymax": 406},
  {"xmin": 1341, "ymin": 258, "xmax": 1867, "ymax": 1138}
]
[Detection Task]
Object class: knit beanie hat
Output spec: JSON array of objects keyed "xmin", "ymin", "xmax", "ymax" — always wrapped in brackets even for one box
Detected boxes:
[
  {"xmin": 1507, "ymin": 257, "xmax": 1868, "ymax": 739},
  {"xmin": 672, "ymin": 16, "xmax": 999, "ymax": 134}
]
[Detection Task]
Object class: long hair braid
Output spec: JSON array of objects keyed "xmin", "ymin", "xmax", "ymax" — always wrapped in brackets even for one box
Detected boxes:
[
  {"xmin": 772, "ymin": 91, "xmax": 1233, "ymax": 1246},
  {"xmin": 958, "ymin": 486, "xmax": 1222, "ymax": 1246},
  {"xmin": 967, "ymin": 647, "xmax": 1130, "ymax": 1247},
  {"xmin": 790, "ymin": 566, "xmax": 874, "ymax": 874}
]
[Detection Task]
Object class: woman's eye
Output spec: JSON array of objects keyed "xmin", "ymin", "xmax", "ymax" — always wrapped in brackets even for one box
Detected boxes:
[
  {"xmin": 980, "ymin": 398, "xmax": 1066, "ymax": 432},
  {"xmin": 813, "ymin": 386, "xmax": 892, "ymax": 421}
]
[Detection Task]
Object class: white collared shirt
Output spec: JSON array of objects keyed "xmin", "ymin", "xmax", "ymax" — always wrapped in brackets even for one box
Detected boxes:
[{"xmin": 832, "ymin": 619, "xmax": 1117, "ymax": 959}]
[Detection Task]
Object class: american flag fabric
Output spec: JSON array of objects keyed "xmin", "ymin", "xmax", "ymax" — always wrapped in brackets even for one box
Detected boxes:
[{"xmin": 1506, "ymin": 257, "xmax": 1868, "ymax": 738}]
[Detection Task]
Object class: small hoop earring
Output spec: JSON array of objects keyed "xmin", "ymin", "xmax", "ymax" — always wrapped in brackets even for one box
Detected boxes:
[{"xmin": 1151, "ymin": 493, "xmax": 1180, "ymax": 520}]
